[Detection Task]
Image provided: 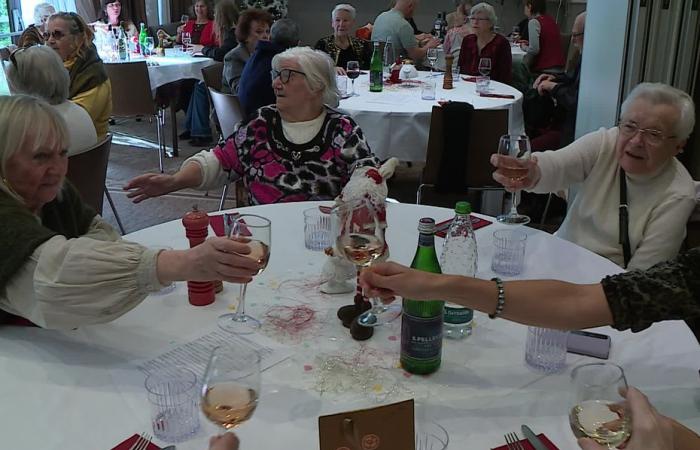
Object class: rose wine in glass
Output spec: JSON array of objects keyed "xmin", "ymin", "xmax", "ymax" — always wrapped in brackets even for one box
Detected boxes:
[
  {"xmin": 569, "ymin": 363, "xmax": 631, "ymax": 448},
  {"xmin": 332, "ymin": 198, "xmax": 400, "ymax": 327},
  {"xmin": 201, "ymin": 344, "xmax": 260, "ymax": 430},
  {"xmin": 496, "ymin": 134, "xmax": 532, "ymax": 225},
  {"xmin": 478, "ymin": 57, "xmax": 491, "ymax": 76},
  {"xmin": 346, "ymin": 60, "xmax": 360, "ymax": 96},
  {"xmin": 218, "ymin": 213, "xmax": 271, "ymax": 334}
]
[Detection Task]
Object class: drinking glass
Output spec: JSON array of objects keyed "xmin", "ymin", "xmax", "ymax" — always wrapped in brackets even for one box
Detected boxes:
[
  {"xmin": 201, "ymin": 344, "xmax": 260, "ymax": 431},
  {"xmin": 569, "ymin": 363, "xmax": 630, "ymax": 448},
  {"xmin": 181, "ymin": 31, "xmax": 192, "ymax": 52},
  {"xmin": 180, "ymin": 14, "xmax": 190, "ymax": 24},
  {"xmin": 382, "ymin": 40, "xmax": 394, "ymax": 75},
  {"xmin": 144, "ymin": 37, "xmax": 154, "ymax": 56},
  {"xmin": 145, "ymin": 367, "xmax": 201, "ymax": 442},
  {"xmin": 346, "ymin": 60, "xmax": 360, "ymax": 96},
  {"xmin": 426, "ymin": 47, "xmax": 438, "ymax": 76},
  {"xmin": 496, "ymin": 134, "xmax": 532, "ymax": 225},
  {"xmin": 478, "ymin": 57, "xmax": 491, "ymax": 77},
  {"xmin": 332, "ymin": 198, "xmax": 400, "ymax": 326},
  {"xmin": 218, "ymin": 214, "xmax": 271, "ymax": 333}
]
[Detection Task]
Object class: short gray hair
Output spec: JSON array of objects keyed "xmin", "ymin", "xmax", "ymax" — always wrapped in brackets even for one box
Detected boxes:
[
  {"xmin": 6, "ymin": 45, "xmax": 70, "ymax": 105},
  {"xmin": 470, "ymin": 2, "xmax": 497, "ymax": 27},
  {"xmin": 33, "ymin": 2, "xmax": 56, "ymax": 24},
  {"xmin": 0, "ymin": 95, "xmax": 69, "ymax": 202},
  {"xmin": 620, "ymin": 82, "xmax": 696, "ymax": 140},
  {"xmin": 332, "ymin": 4, "xmax": 356, "ymax": 20},
  {"xmin": 270, "ymin": 18, "xmax": 300, "ymax": 49},
  {"xmin": 272, "ymin": 47, "xmax": 339, "ymax": 108}
]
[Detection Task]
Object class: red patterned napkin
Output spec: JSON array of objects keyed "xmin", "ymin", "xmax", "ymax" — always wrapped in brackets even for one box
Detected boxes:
[
  {"xmin": 491, "ymin": 433, "xmax": 559, "ymax": 450},
  {"xmin": 111, "ymin": 434, "xmax": 161, "ymax": 450},
  {"xmin": 462, "ymin": 76, "xmax": 478, "ymax": 82},
  {"xmin": 479, "ymin": 92, "xmax": 516, "ymax": 99},
  {"xmin": 208, "ymin": 212, "xmax": 249, "ymax": 237},
  {"xmin": 435, "ymin": 215, "xmax": 492, "ymax": 238}
]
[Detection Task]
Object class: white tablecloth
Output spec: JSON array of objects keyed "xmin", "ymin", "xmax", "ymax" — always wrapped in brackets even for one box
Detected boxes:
[
  {"xmin": 338, "ymin": 72, "xmax": 524, "ymax": 161},
  {"xmin": 512, "ymin": 44, "xmax": 527, "ymax": 63},
  {"xmin": 1, "ymin": 202, "xmax": 698, "ymax": 450}
]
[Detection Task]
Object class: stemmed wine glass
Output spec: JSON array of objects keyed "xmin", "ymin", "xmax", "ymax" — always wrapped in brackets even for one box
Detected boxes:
[
  {"xmin": 180, "ymin": 14, "xmax": 190, "ymax": 24},
  {"xmin": 426, "ymin": 47, "xmax": 438, "ymax": 77},
  {"xmin": 332, "ymin": 198, "xmax": 401, "ymax": 327},
  {"xmin": 496, "ymin": 134, "xmax": 532, "ymax": 225},
  {"xmin": 478, "ymin": 57, "xmax": 491, "ymax": 77},
  {"xmin": 569, "ymin": 363, "xmax": 630, "ymax": 449},
  {"xmin": 346, "ymin": 60, "xmax": 360, "ymax": 96},
  {"xmin": 201, "ymin": 344, "xmax": 261, "ymax": 432},
  {"xmin": 218, "ymin": 214, "xmax": 271, "ymax": 333},
  {"xmin": 181, "ymin": 31, "xmax": 192, "ymax": 53}
]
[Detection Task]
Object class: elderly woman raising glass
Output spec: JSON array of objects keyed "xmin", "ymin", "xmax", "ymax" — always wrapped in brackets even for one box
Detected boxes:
[
  {"xmin": 222, "ymin": 8, "xmax": 272, "ymax": 94},
  {"xmin": 124, "ymin": 46, "xmax": 379, "ymax": 205},
  {"xmin": 315, "ymin": 4, "xmax": 372, "ymax": 75},
  {"xmin": 457, "ymin": 2, "xmax": 512, "ymax": 84},
  {"xmin": 46, "ymin": 12, "xmax": 112, "ymax": 139},
  {"xmin": 0, "ymin": 95, "xmax": 261, "ymax": 329},
  {"xmin": 492, "ymin": 83, "xmax": 696, "ymax": 270}
]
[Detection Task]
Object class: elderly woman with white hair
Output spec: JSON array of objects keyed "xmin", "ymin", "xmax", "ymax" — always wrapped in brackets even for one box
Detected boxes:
[
  {"xmin": 492, "ymin": 82, "xmax": 697, "ymax": 270},
  {"xmin": 457, "ymin": 2, "xmax": 511, "ymax": 83},
  {"xmin": 124, "ymin": 46, "xmax": 379, "ymax": 205},
  {"xmin": 33, "ymin": 2, "xmax": 56, "ymax": 33},
  {"xmin": 0, "ymin": 95, "xmax": 261, "ymax": 329},
  {"xmin": 6, "ymin": 45, "xmax": 97, "ymax": 156},
  {"xmin": 315, "ymin": 4, "xmax": 372, "ymax": 74}
]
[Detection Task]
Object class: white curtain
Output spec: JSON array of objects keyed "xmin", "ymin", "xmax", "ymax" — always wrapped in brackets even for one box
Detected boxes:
[{"xmin": 73, "ymin": 0, "xmax": 97, "ymax": 22}]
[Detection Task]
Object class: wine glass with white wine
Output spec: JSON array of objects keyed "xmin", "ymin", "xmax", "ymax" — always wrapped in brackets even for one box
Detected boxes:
[
  {"xmin": 569, "ymin": 363, "xmax": 631, "ymax": 449},
  {"xmin": 201, "ymin": 344, "xmax": 260, "ymax": 432},
  {"xmin": 495, "ymin": 134, "xmax": 532, "ymax": 225},
  {"xmin": 426, "ymin": 47, "xmax": 438, "ymax": 77},
  {"xmin": 218, "ymin": 213, "xmax": 271, "ymax": 334}
]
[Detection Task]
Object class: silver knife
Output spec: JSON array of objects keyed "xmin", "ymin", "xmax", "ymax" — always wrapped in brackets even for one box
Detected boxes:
[{"xmin": 521, "ymin": 425, "xmax": 549, "ymax": 450}]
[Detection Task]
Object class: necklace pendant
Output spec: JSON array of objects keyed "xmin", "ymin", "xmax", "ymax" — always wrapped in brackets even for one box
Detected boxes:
[{"xmin": 292, "ymin": 151, "xmax": 301, "ymax": 161}]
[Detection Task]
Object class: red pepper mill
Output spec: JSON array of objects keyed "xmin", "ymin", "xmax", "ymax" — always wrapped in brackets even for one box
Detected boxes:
[{"xmin": 182, "ymin": 206, "xmax": 216, "ymax": 306}]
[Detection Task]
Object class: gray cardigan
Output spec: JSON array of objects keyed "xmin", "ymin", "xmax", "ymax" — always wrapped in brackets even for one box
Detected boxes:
[{"xmin": 222, "ymin": 43, "xmax": 251, "ymax": 94}]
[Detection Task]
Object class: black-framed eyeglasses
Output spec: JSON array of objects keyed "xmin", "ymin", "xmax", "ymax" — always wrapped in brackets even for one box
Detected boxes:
[
  {"xmin": 43, "ymin": 30, "xmax": 67, "ymax": 40},
  {"xmin": 270, "ymin": 68, "xmax": 306, "ymax": 84},
  {"xmin": 618, "ymin": 120, "xmax": 676, "ymax": 146},
  {"xmin": 9, "ymin": 46, "xmax": 29, "ymax": 67},
  {"xmin": 44, "ymin": 12, "xmax": 84, "ymax": 40}
]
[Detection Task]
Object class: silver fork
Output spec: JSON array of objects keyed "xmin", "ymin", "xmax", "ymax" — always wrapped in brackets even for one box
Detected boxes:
[
  {"xmin": 129, "ymin": 433, "xmax": 152, "ymax": 450},
  {"xmin": 504, "ymin": 432, "xmax": 525, "ymax": 450}
]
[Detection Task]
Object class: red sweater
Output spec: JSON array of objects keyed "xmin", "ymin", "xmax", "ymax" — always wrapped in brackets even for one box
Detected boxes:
[
  {"xmin": 533, "ymin": 14, "xmax": 565, "ymax": 72},
  {"xmin": 182, "ymin": 19, "xmax": 216, "ymax": 47},
  {"xmin": 457, "ymin": 33, "xmax": 512, "ymax": 84}
]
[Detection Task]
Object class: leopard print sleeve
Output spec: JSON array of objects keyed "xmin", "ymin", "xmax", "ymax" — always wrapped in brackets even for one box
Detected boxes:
[{"xmin": 601, "ymin": 247, "xmax": 700, "ymax": 332}]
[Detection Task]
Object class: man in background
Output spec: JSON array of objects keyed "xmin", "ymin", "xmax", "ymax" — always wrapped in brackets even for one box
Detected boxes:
[{"xmin": 371, "ymin": 0, "xmax": 439, "ymax": 63}]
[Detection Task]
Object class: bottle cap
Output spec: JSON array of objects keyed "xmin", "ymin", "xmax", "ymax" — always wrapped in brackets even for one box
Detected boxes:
[
  {"xmin": 455, "ymin": 201, "xmax": 471, "ymax": 215},
  {"xmin": 418, "ymin": 217, "xmax": 435, "ymax": 234}
]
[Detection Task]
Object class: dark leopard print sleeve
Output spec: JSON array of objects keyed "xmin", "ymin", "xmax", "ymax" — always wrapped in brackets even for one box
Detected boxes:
[{"xmin": 601, "ymin": 247, "xmax": 700, "ymax": 332}]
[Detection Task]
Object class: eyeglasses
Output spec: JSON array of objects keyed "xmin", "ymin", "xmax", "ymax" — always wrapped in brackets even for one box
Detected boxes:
[
  {"xmin": 44, "ymin": 12, "xmax": 84, "ymax": 40},
  {"xmin": 618, "ymin": 121, "xmax": 676, "ymax": 146},
  {"xmin": 43, "ymin": 30, "xmax": 67, "ymax": 40},
  {"xmin": 9, "ymin": 46, "xmax": 27, "ymax": 67},
  {"xmin": 270, "ymin": 68, "xmax": 307, "ymax": 84}
]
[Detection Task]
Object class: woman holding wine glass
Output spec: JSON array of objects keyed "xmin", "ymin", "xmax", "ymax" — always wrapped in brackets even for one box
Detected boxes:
[
  {"xmin": 456, "ymin": 2, "xmax": 511, "ymax": 83},
  {"xmin": 495, "ymin": 134, "xmax": 532, "ymax": 225}
]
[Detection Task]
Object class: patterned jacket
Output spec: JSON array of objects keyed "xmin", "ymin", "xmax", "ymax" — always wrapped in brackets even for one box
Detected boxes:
[
  {"xmin": 602, "ymin": 247, "xmax": 700, "ymax": 332},
  {"xmin": 315, "ymin": 35, "xmax": 372, "ymax": 70},
  {"xmin": 213, "ymin": 106, "xmax": 379, "ymax": 205}
]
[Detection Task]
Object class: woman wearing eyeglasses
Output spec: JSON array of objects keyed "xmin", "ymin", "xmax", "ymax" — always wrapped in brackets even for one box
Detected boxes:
[
  {"xmin": 491, "ymin": 83, "xmax": 696, "ymax": 270},
  {"xmin": 124, "ymin": 47, "xmax": 380, "ymax": 206},
  {"xmin": 46, "ymin": 12, "xmax": 112, "ymax": 139},
  {"xmin": 456, "ymin": 2, "xmax": 511, "ymax": 83}
]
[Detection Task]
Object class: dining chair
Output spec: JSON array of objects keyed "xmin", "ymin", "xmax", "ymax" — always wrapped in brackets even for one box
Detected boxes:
[
  {"xmin": 65, "ymin": 133, "xmax": 126, "ymax": 235},
  {"xmin": 104, "ymin": 60, "xmax": 168, "ymax": 173},
  {"xmin": 417, "ymin": 104, "xmax": 508, "ymax": 213},
  {"xmin": 201, "ymin": 62, "xmax": 224, "ymax": 92}
]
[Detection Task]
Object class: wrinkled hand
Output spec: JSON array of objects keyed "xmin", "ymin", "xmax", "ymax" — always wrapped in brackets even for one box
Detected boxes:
[
  {"xmin": 156, "ymin": 29, "xmax": 169, "ymax": 40},
  {"xmin": 209, "ymin": 432, "xmax": 240, "ymax": 450},
  {"xmin": 359, "ymin": 262, "xmax": 440, "ymax": 301},
  {"xmin": 532, "ymin": 73, "xmax": 555, "ymax": 89},
  {"xmin": 176, "ymin": 24, "xmax": 185, "ymax": 34},
  {"xmin": 490, "ymin": 154, "xmax": 540, "ymax": 192},
  {"xmin": 335, "ymin": 66, "xmax": 347, "ymax": 76},
  {"xmin": 424, "ymin": 37, "xmax": 441, "ymax": 49},
  {"xmin": 537, "ymin": 79, "xmax": 558, "ymax": 96},
  {"xmin": 181, "ymin": 237, "xmax": 260, "ymax": 283},
  {"xmin": 123, "ymin": 173, "xmax": 178, "ymax": 203},
  {"xmin": 578, "ymin": 388, "xmax": 673, "ymax": 450}
]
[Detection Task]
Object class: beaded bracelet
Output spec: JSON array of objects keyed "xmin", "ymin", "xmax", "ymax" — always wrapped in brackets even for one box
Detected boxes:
[{"xmin": 489, "ymin": 277, "xmax": 505, "ymax": 319}]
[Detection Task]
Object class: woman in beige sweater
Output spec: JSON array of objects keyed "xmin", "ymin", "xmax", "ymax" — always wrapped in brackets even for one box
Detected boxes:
[{"xmin": 492, "ymin": 82, "xmax": 696, "ymax": 270}]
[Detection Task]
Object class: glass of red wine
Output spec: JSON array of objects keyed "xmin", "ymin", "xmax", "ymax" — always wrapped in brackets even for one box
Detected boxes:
[
  {"xmin": 218, "ymin": 214, "xmax": 271, "ymax": 334},
  {"xmin": 346, "ymin": 60, "xmax": 360, "ymax": 96},
  {"xmin": 332, "ymin": 198, "xmax": 400, "ymax": 326},
  {"xmin": 496, "ymin": 134, "xmax": 532, "ymax": 225}
]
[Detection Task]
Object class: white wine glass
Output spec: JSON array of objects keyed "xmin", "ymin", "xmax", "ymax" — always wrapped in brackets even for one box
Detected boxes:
[
  {"xmin": 144, "ymin": 36, "xmax": 154, "ymax": 57},
  {"xmin": 181, "ymin": 31, "xmax": 192, "ymax": 53},
  {"xmin": 218, "ymin": 214, "xmax": 271, "ymax": 334},
  {"xmin": 201, "ymin": 344, "xmax": 260, "ymax": 431},
  {"xmin": 426, "ymin": 47, "xmax": 438, "ymax": 76},
  {"xmin": 478, "ymin": 57, "xmax": 491, "ymax": 76},
  {"xmin": 332, "ymin": 198, "xmax": 400, "ymax": 327},
  {"xmin": 569, "ymin": 363, "xmax": 630, "ymax": 449},
  {"xmin": 346, "ymin": 60, "xmax": 360, "ymax": 96},
  {"xmin": 496, "ymin": 134, "xmax": 532, "ymax": 225}
]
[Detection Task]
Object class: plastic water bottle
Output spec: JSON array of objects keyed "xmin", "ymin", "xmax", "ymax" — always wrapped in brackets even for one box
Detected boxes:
[{"xmin": 439, "ymin": 201, "xmax": 477, "ymax": 339}]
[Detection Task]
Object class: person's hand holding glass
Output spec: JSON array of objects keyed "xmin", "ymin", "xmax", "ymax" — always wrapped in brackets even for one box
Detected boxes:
[
  {"xmin": 346, "ymin": 60, "xmax": 360, "ymax": 96},
  {"xmin": 218, "ymin": 214, "xmax": 271, "ymax": 333},
  {"xmin": 492, "ymin": 134, "xmax": 533, "ymax": 225}
]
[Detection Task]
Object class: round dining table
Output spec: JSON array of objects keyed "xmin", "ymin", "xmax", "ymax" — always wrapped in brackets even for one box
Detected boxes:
[
  {"xmin": 1, "ymin": 202, "xmax": 699, "ymax": 450},
  {"xmin": 338, "ymin": 72, "xmax": 524, "ymax": 162}
]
